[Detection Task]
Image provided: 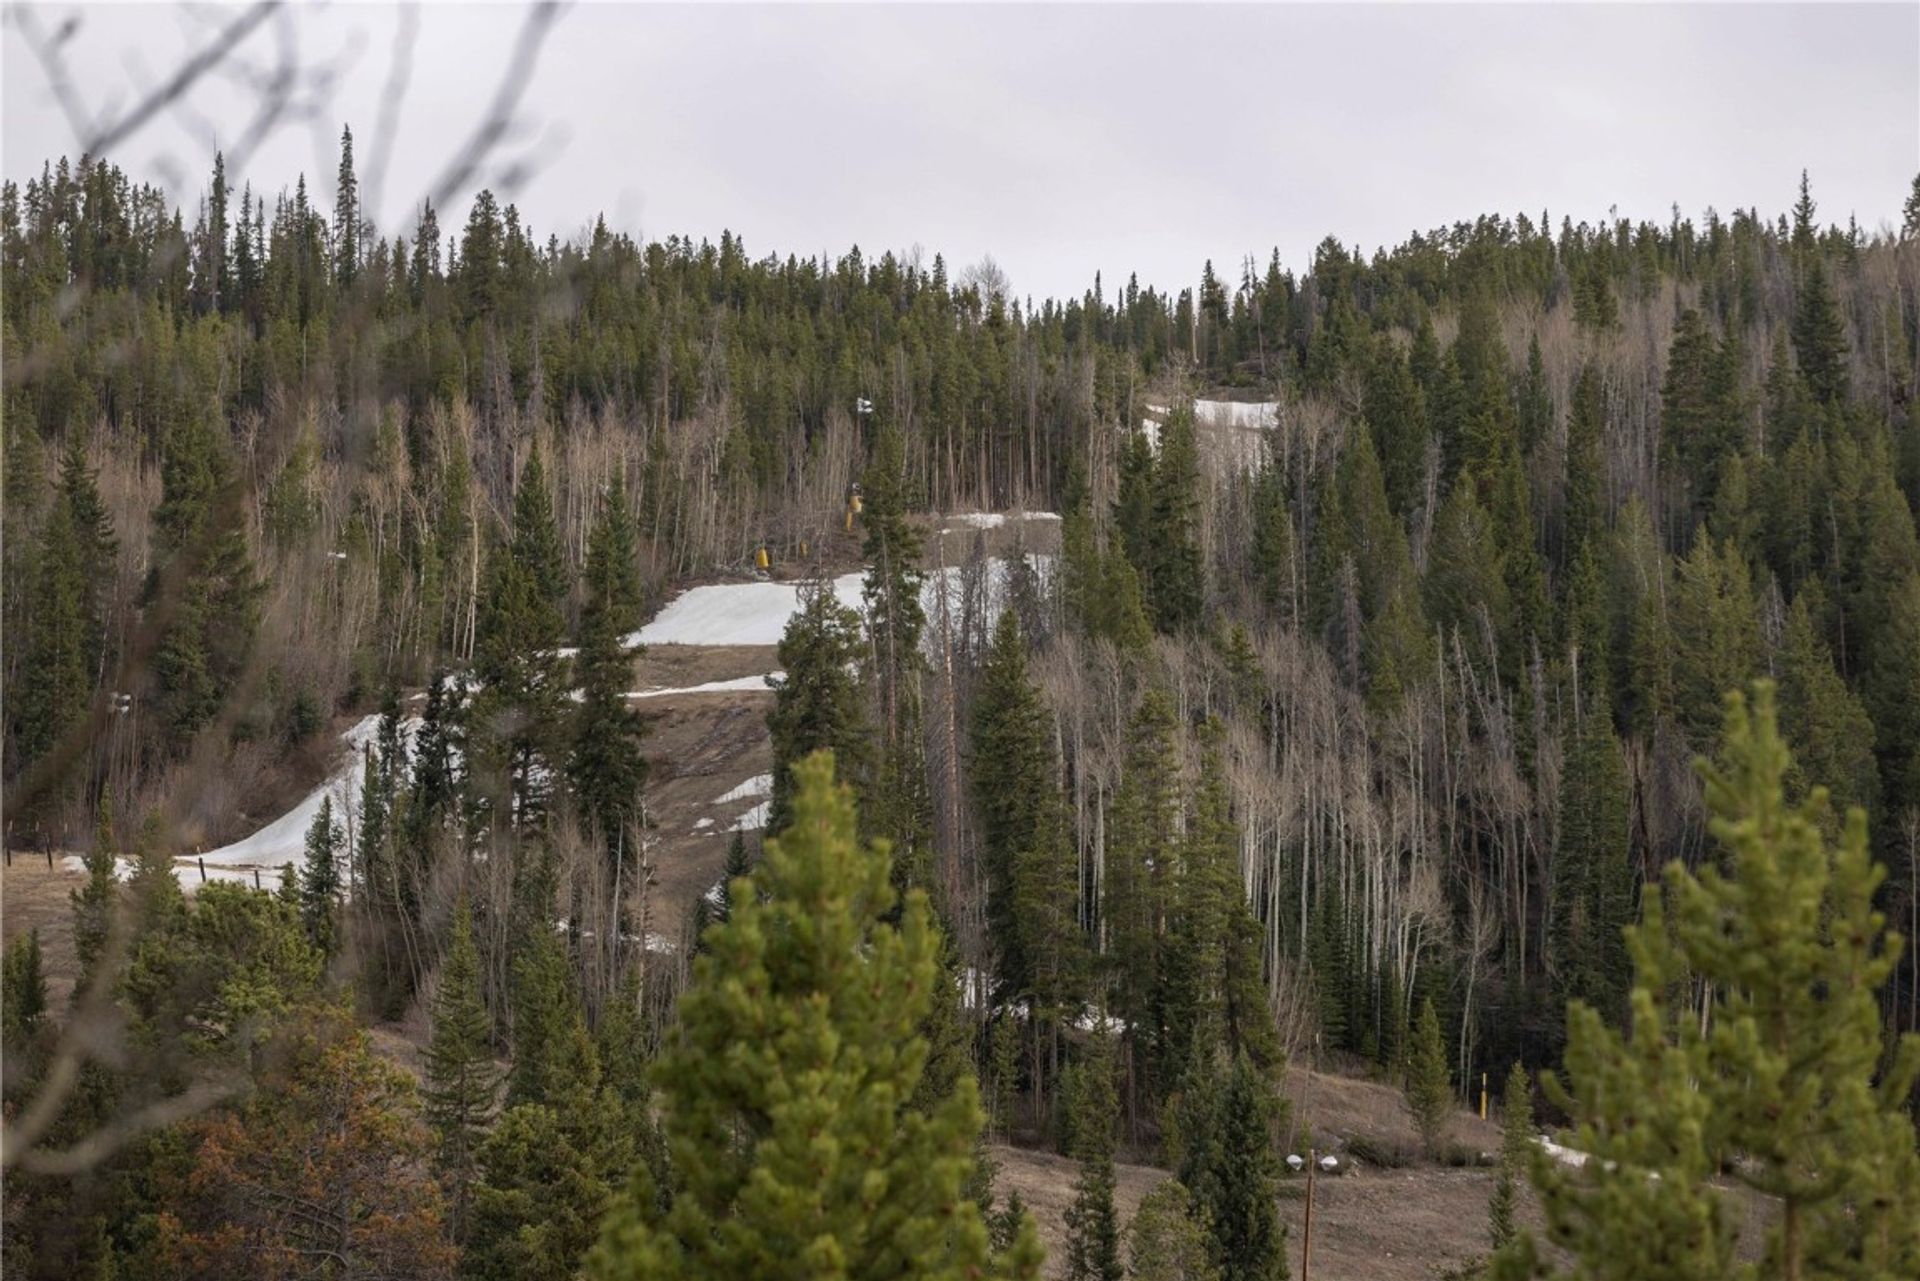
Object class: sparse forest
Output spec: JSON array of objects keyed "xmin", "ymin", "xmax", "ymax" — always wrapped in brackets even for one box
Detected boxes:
[{"xmin": 4, "ymin": 111, "xmax": 1920, "ymax": 1278}]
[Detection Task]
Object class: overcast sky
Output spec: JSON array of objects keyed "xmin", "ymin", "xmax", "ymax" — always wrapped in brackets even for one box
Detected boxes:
[{"xmin": 5, "ymin": 2, "xmax": 1916, "ymax": 301}]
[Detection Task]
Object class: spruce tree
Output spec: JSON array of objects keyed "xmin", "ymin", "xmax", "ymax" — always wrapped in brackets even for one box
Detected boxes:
[
  {"xmin": 423, "ymin": 895, "xmax": 500, "ymax": 1242},
  {"xmin": 298, "ymin": 794, "xmax": 342, "ymax": 956},
  {"xmin": 1178, "ymin": 1052, "xmax": 1288, "ymax": 1281},
  {"xmin": 972, "ymin": 609, "xmax": 1084, "ymax": 1079},
  {"xmin": 70, "ymin": 794, "xmax": 119, "ymax": 982},
  {"xmin": 767, "ymin": 579, "xmax": 869, "ymax": 834},
  {"xmin": 1495, "ymin": 684, "xmax": 1920, "ymax": 1281},
  {"xmin": 1551, "ymin": 690, "xmax": 1635, "ymax": 1024},
  {"xmin": 1404, "ymin": 996, "xmax": 1452, "ymax": 1159},
  {"xmin": 470, "ymin": 1022, "xmax": 630, "ymax": 1281},
  {"xmin": 586, "ymin": 751, "xmax": 1042, "ymax": 1281},
  {"xmin": 1127, "ymin": 1179, "xmax": 1221, "ymax": 1281},
  {"xmin": 1791, "ymin": 254, "xmax": 1848, "ymax": 407},
  {"xmin": 570, "ymin": 473, "xmax": 649, "ymax": 857},
  {"xmin": 505, "ymin": 876, "xmax": 574, "ymax": 1109},
  {"xmin": 1063, "ymin": 1026, "xmax": 1123, "ymax": 1281},
  {"xmin": 1488, "ymin": 1061, "xmax": 1532, "ymax": 1250},
  {"xmin": 470, "ymin": 446, "xmax": 570, "ymax": 830}
]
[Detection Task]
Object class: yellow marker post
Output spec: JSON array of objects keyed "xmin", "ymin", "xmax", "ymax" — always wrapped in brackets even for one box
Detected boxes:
[
  {"xmin": 755, "ymin": 546, "xmax": 769, "ymax": 570},
  {"xmin": 1480, "ymin": 1071, "xmax": 1489, "ymax": 1120}
]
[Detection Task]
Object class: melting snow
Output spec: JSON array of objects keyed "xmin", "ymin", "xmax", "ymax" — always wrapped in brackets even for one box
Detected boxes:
[
  {"xmin": 716, "ymin": 773, "xmax": 774, "ymax": 805},
  {"xmin": 630, "ymin": 555, "xmax": 1054, "ymax": 649},
  {"xmin": 729, "ymin": 801, "xmax": 771, "ymax": 832},
  {"xmin": 181, "ymin": 715, "xmax": 411, "ymax": 890},
  {"xmin": 627, "ymin": 673, "xmax": 781, "ymax": 699}
]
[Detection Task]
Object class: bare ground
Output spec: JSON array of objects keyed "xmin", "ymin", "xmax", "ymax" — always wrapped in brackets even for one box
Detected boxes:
[
  {"xmin": 1, "ymin": 854, "xmax": 82, "ymax": 1008},
  {"xmin": 993, "ymin": 1065, "xmax": 1528, "ymax": 1281}
]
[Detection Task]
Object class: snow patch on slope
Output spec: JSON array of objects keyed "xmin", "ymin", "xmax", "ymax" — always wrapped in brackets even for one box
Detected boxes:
[
  {"xmin": 185, "ymin": 715, "xmax": 409, "ymax": 890},
  {"xmin": 716, "ymin": 773, "xmax": 773, "ymax": 804},
  {"xmin": 631, "ymin": 556, "xmax": 1053, "ymax": 650},
  {"xmin": 628, "ymin": 673, "xmax": 781, "ymax": 699}
]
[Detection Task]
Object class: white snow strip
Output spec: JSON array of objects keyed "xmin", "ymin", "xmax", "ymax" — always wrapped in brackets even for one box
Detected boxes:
[
  {"xmin": 716, "ymin": 773, "xmax": 774, "ymax": 805},
  {"xmin": 1537, "ymin": 1136, "xmax": 1590, "ymax": 1169},
  {"xmin": 693, "ymin": 817, "xmax": 714, "ymax": 831},
  {"xmin": 630, "ymin": 574, "xmax": 865, "ymax": 647},
  {"xmin": 630, "ymin": 554, "xmax": 1054, "ymax": 650},
  {"xmin": 1192, "ymin": 398, "xmax": 1279, "ymax": 430},
  {"xmin": 626, "ymin": 673, "xmax": 781, "ymax": 699},
  {"xmin": 190, "ymin": 715, "xmax": 401, "ymax": 883},
  {"xmin": 729, "ymin": 801, "xmax": 771, "ymax": 832},
  {"xmin": 936, "ymin": 511, "xmax": 1061, "ymax": 533}
]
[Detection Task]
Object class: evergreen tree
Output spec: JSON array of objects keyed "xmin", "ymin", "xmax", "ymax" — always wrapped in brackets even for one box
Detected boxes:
[
  {"xmin": 586, "ymin": 751, "xmax": 1042, "ymax": 1281},
  {"xmin": 1127, "ymin": 1180, "xmax": 1220, "ymax": 1281},
  {"xmin": 469, "ymin": 1023, "xmax": 630, "ymax": 1281},
  {"xmin": 1551, "ymin": 689, "xmax": 1635, "ymax": 1024},
  {"xmin": 423, "ymin": 895, "xmax": 500, "ymax": 1242},
  {"xmin": 1494, "ymin": 684, "xmax": 1920, "ymax": 1281},
  {"xmin": 1063, "ymin": 1027, "xmax": 1123, "ymax": 1281},
  {"xmin": 767, "ymin": 579, "xmax": 868, "ymax": 834},
  {"xmin": 1106, "ymin": 689, "xmax": 1181, "ymax": 1099},
  {"xmin": 1488, "ymin": 1061, "xmax": 1532, "ymax": 1250},
  {"xmin": 298, "ymin": 794, "xmax": 342, "ymax": 956},
  {"xmin": 972, "ymin": 610, "xmax": 1083, "ymax": 1049},
  {"xmin": 505, "ymin": 875, "xmax": 575, "ymax": 1109},
  {"xmin": 1777, "ymin": 590, "xmax": 1878, "ymax": 818},
  {"xmin": 1147, "ymin": 405, "xmax": 1205, "ymax": 632},
  {"xmin": 70, "ymin": 794, "xmax": 119, "ymax": 981},
  {"xmin": 859, "ymin": 421, "xmax": 934, "ymax": 885},
  {"xmin": 333, "ymin": 125, "xmax": 359, "ymax": 289},
  {"xmin": 149, "ymin": 411, "xmax": 259, "ymax": 744},
  {"xmin": 1669, "ymin": 536, "xmax": 1762, "ymax": 749},
  {"xmin": 1404, "ymin": 997, "xmax": 1451, "ymax": 1159},
  {"xmin": 1, "ymin": 930, "xmax": 49, "ymax": 1092},
  {"xmin": 470, "ymin": 446, "xmax": 570, "ymax": 830},
  {"xmin": 570, "ymin": 473, "xmax": 649, "ymax": 856},
  {"xmin": 1177, "ymin": 1052, "xmax": 1288, "ymax": 1281},
  {"xmin": 1792, "ymin": 254, "xmax": 1848, "ymax": 406}
]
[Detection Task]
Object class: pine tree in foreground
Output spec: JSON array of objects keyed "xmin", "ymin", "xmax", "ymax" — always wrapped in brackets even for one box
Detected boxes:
[
  {"xmin": 1404, "ymin": 996, "xmax": 1452, "ymax": 1160},
  {"xmin": 1493, "ymin": 683, "xmax": 1920, "ymax": 1281},
  {"xmin": 1488, "ymin": 1062, "xmax": 1532, "ymax": 1249},
  {"xmin": 422, "ymin": 896, "xmax": 499, "ymax": 1242},
  {"xmin": 1063, "ymin": 1025, "xmax": 1123, "ymax": 1281},
  {"xmin": 586, "ymin": 750, "xmax": 1042, "ymax": 1281}
]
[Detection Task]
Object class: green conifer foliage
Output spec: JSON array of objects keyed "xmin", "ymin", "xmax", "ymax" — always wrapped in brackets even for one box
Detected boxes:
[
  {"xmin": 1488, "ymin": 1061, "xmax": 1532, "ymax": 1249},
  {"xmin": 570, "ymin": 473, "xmax": 649, "ymax": 857},
  {"xmin": 1792, "ymin": 254, "xmax": 1849, "ymax": 406},
  {"xmin": 423, "ymin": 895, "xmax": 500, "ymax": 1242},
  {"xmin": 587, "ymin": 751, "xmax": 1041, "ymax": 1281},
  {"xmin": 972, "ymin": 610, "xmax": 1084, "ymax": 1080},
  {"xmin": 1127, "ymin": 1179, "xmax": 1221, "ymax": 1281},
  {"xmin": 1551, "ymin": 692, "xmax": 1635, "ymax": 1024},
  {"xmin": 1177, "ymin": 1052, "xmax": 1289, "ymax": 1281},
  {"xmin": 1404, "ymin": 996, "xmax": 1452, "ymax": 1159},
  {"xmin": 1778, "ymin": 591, "xmax": 1878, "ymax": 819},
  {"xmin": 767, "ymin": 580, "xmax": 869, "ymax": 834},
  {"xmin": 1495, "ymin": 684, "xmax": 1920, "ymax": 1281},
  {"xmin": 1063, "ymin": 1026, "xmax": 1123, "ymax": 1281},
  {"xmin": 469, "ymin": 1023, "xmax": 630, "ymax": 1281},
  {"xmin": 470, "ymin": 446, "xmax": 569, "ymax": 829},
  {"xmin": 298, "ymin": 794, "xmax": 342, "ymax": 956}
]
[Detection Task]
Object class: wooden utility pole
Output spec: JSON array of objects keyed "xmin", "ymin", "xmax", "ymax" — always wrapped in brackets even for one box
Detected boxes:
[{"xmin": 1300, "ymin": 1147, "xmax": 1317, "ymax": 1280}]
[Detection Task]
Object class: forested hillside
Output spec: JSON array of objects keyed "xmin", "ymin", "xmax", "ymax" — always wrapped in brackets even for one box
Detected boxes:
[{"xmin": 5, "ymin": 134, "xmax": 1920, "ymax": 1277}]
